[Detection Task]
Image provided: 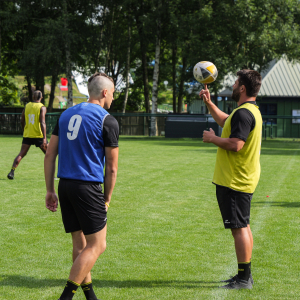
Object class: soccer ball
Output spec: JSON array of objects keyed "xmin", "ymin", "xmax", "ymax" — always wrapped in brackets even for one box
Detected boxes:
[{"xmin": 193, "ymin": 61, "xmax": 218, "ymax": 84}]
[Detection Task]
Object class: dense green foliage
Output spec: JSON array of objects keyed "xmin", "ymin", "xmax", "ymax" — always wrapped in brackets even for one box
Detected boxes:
[
  {"xmin": 0, "ymin": 0, "xmax": 300, "ymax": 110},
  {"xmin": 0, "ymin": 75, "xmax": 20, "ymax": 106},
  {"xmin": 1, "ymin": 136, "xmax": 300, "ymax": 299}
]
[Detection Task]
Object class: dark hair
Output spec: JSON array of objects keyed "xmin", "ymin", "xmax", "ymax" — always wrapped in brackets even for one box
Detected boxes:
[
  {"xmin": 88, "ymin": 72, "xmax": 114, "ymax": 84},
  {"xmin": 236, "ymin": 70, "xmax": 262, "ymax": 97},
  {"xmin": 33, "ymin": 90, "xmax": 42, "ymax": 101}
]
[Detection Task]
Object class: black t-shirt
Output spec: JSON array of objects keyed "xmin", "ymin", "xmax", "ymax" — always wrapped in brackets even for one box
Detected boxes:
[
  {"xmin": 229, "ymin": 102, "xmax": 256, "ymax": 142},
  {"xmin": 52, "ymin": 115, "xmax": 119, "ymax": 147}
]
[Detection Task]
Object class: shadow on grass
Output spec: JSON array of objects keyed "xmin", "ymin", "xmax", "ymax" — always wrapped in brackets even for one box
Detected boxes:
[
  {"xmin": 0, "ymin": 275, "xmax": 220, "ymax": 289},
  {"xmin": 252, "ymin": 201, "xmax": 300, "ymax": 208}
]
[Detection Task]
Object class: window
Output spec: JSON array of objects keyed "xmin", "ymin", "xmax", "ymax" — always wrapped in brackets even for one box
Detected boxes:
[{"xmin": 259, "ymin": 103, "xmax": 277, "ymax": 124}]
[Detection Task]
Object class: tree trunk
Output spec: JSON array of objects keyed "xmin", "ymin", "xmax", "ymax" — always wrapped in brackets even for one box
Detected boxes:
[
  {"xmin": 150, "ymin": 0, "xmax": 162, "ymax": 136},
  {"xmin": 26, "ymin": 76, "xmax": 32, "ymax": 102},
  {"xmin": 48, "ymin": 67, "xmax": 58, "ymax": 112},
  {"xmin": 66, "ymin": 50, "xmax": 73, "ymax": 108},
  {"xmin": 94, "ymin": 7, "xmax": 105, "ymax": 73},
  {"xmin": 40, "ymin": 73, "xmax": 45, "ymax": 105},
  {"xmin": 172, "ymin": 43, "xmax": 177, "ymax": 113},
  {"xmin": 122, "ymin": 20, "xmax": 131, "ymax": 113},
  {"xmin": 95, "ymin": 26, "xmax": 104, "ymax": 73},
  {"xmin": 141, "ymin": 43, "xmax": 150, "ymax": 113},
  {"xmin": 63, "ymin": 0, "xmax": 73, "ymax": 108},
  {"xmin": 135, "ymin": 11, "xmax": 150, "ymax": 113},
  {"xmin": 0, "ymin": 17, "xmax": 2, "ymax": 73},
  {"xmin": 105, "ymin": 6, "xmax": 114, "ymax": 73},
  {"xmin": 35, "ymin": 70, "xmax": 45, "ymax": 104},
  {"xmin": 177, "ymin": 56, "xmax": 187, "ymax": 113}
]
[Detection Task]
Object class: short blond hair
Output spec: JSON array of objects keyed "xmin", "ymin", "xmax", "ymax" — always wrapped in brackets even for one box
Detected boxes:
[{"xmin": 88, "ymin": 72, "xmax": 114, "ymax": 98}]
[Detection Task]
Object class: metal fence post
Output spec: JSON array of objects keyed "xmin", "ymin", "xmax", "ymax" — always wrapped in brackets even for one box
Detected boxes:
[
  {"xmin": 264, "ymin": 121, "xmax": 267, "ymax": 140},
  {"xmin": 120, "ymin": 116, "xmax": 123, "ymax": 135},
  {"xmin": 271, "ymin": 120, "xmax": 273, "ymax": 139}
]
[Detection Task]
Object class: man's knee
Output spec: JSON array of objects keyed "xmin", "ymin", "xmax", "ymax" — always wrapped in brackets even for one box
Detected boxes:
[
  {"xmin": 95, "ymin": 240, "xmax": 106, "ymax": 256},
  {"xmin": 18, "ymin": 151, "xmax": 27, "ymax": 159},
  {"xmin": 73, "ymin": 243, "xmax": 85, "ymax": 256},
  {"xmin": 87, "ymin": 239, "xmax": 106, "ymax": 257},
  {"xmin": 99, "ymin": 240, "xmax": 106, "ymax": 254},
  {"xmin": 72, "ymin": 231, "xmax": 86, "ymax": 250}
]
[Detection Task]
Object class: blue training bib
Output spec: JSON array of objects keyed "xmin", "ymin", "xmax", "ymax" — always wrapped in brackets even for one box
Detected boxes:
[{"xmin": 57, "ymin": 102, "xmax": 109, "ymax": 182}]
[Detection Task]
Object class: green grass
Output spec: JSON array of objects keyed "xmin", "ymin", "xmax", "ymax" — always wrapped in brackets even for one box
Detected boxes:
[{"xmin": 0, "ymin": 136, "xmax": 300, "ymax": 299}]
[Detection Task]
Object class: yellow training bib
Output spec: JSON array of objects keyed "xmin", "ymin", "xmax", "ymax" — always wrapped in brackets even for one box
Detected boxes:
[
  {"xmin": 212, "ymin": 103, "xmax": 262, "ymax": 193},
  {"xmin": 23, "ymin": 102, "xmax": 44, "ymax": 138}
]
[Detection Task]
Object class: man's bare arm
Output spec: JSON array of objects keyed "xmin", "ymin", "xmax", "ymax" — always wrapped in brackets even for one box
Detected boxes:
[
  {"xmin": 203, "ymin": 128, "xmax": 245, "ymax": 152},
  {"xmin": 199, "ymin": 85, "xmax": 229, "ymax": 127},
  {"xmin": 40, "ymin": 106, "xmax": 47, "ymax": 141},
  {"xmin": 210, "ymin": 136, "xmax": 245, "ymax": 152},
  {"xmin": 44, "ymin": 135, "xmax": 59, "ymax": 212},
  {"xmin": 21, "ymin": 108, "xmax": 25, "ymax": 131},
  {"xmin": 104, "ymin": 147, "xmax": 119, "ymax": 209}
]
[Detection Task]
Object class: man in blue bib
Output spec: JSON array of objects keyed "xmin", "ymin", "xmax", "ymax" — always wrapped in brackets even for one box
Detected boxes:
[{"xmin": 44, "ymin": 72, "xmax": 119, "ymax": 300}]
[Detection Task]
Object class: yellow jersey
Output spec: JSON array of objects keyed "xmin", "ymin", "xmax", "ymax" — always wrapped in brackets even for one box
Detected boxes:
[
  {"xmin": 212, "ymin": 102, "xmax": 262, "ymax": 193},
  {"xmin": 23, "ymin": 102, "xmax": 44, "ymax": 138}
]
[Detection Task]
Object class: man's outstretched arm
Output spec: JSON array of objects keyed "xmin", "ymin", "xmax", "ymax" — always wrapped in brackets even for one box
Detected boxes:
[
  {"xmin": 44, "ymin": 135, "xmax": 59, "ymax": 212},
  {"xmin": 199, "ymin": 84, "xmax": 229, "ymax": 128}
]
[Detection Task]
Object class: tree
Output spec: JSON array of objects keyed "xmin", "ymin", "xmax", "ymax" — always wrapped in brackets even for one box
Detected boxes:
[
  {"xmin": 122, "ymin": 7, "xmax": 132, "ymax": 113},
  {"xmin": 150, "ymin": 0, "xmax": 163, "ymax": 136}
]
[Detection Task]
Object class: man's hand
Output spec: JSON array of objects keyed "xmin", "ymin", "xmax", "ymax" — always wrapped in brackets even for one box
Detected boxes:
[
  {"xmin": 199, "ymin": 84, "xmax": 211, "ymax": 105},
  {"xmin": 40, "ymin": 139, "xmax": 48, "ymax": 152},
  {"xmin": 203, "ymin": 128, "xmax": 216, "ymax": 143},
  {"xmin": 45, "ymin": 191, "xmax": 58, "ymax": 212},
  {"xmin": 105, "ymin": 200, "xmax": 110, "ymax": 212}
]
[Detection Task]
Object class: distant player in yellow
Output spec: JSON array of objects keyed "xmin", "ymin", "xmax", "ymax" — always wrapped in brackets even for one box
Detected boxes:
[{"xmin": 7, "ymin": 90, "xmax": 47, "ymax": 180}]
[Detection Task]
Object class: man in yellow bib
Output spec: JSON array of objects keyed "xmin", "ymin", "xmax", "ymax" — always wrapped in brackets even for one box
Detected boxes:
[
  {"xmin": 200, "ymin": 70, "xmax": 262, "ymax": 290},
  {"xmin": 7, "ymin": 90, "xmax": 47, "ymax": 180}
]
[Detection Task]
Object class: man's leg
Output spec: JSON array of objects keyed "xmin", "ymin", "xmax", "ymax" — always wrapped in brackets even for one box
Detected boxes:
[
  {"xmin": 231, "ymin": 227, "xmax": 252, "ymax": 262},
  {"xmin": 71, "ymin": 231, "xmax": 91, "ymax": 284},
  {"xmin": 231, "ymin": 227, "xmax": 252, "ymax": 282},
  {"xmin": 7, "ymin": 144, "xmax": 31, "ymax": 179},
  {"xmin": 247, "ymin": 224, "xmax": 253, "ymax": 278},
  {"xmin": 247, "ymin": 224, "xmax": 253, "ymax": 254},
  {"xmin": 71, "ymin": 230, "xmax": 98, "ymax": 300},
  {"xmin": 59, "ymin": 227, "xmax": 106, "ymax": 300},
  {"xmin": 70, "ymin": 226, "xmax": 107, "ymax": 283}
]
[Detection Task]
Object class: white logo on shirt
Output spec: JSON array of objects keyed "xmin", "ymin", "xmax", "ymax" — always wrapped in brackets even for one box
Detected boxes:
[{"xmin": 28, "ymin": 114, "xmax": 35, "ymax": 125}]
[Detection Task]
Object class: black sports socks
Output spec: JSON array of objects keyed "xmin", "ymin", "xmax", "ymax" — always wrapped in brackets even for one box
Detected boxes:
[
  {"xmin": 60, "ymin": 280, "xmax": 80, "ymax": 300},
  {"xmin": 238, "ymin": 261, "xmax": 251, "ymax": 281},
  {"xmin": 81, "ymin": 281, "xmax": 98, "ymax": 300}
]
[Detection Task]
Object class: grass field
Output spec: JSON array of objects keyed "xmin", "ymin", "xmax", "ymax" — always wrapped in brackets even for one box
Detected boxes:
[{"xmin": 0, "ymin": 136, "xmax": 300, "ymax": 300}]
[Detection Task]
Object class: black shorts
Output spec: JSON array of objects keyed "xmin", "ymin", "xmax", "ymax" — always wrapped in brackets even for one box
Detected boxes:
[
  {"xmin": 58, "ymin": 179, "xmax": 107, "ymax": 235},
  {"xmin": 216, "ymin": 185, "xmax": 253, "ymax": 229},
  {"xmin": 22, "ymin": 137, "xmax": 47, "ymax": 147}
]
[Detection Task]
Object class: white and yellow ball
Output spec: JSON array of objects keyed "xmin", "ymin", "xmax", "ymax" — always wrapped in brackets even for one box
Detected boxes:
[{"xmin": 193, "ymin": 61, "xmax": 218, "ymax": 84}]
